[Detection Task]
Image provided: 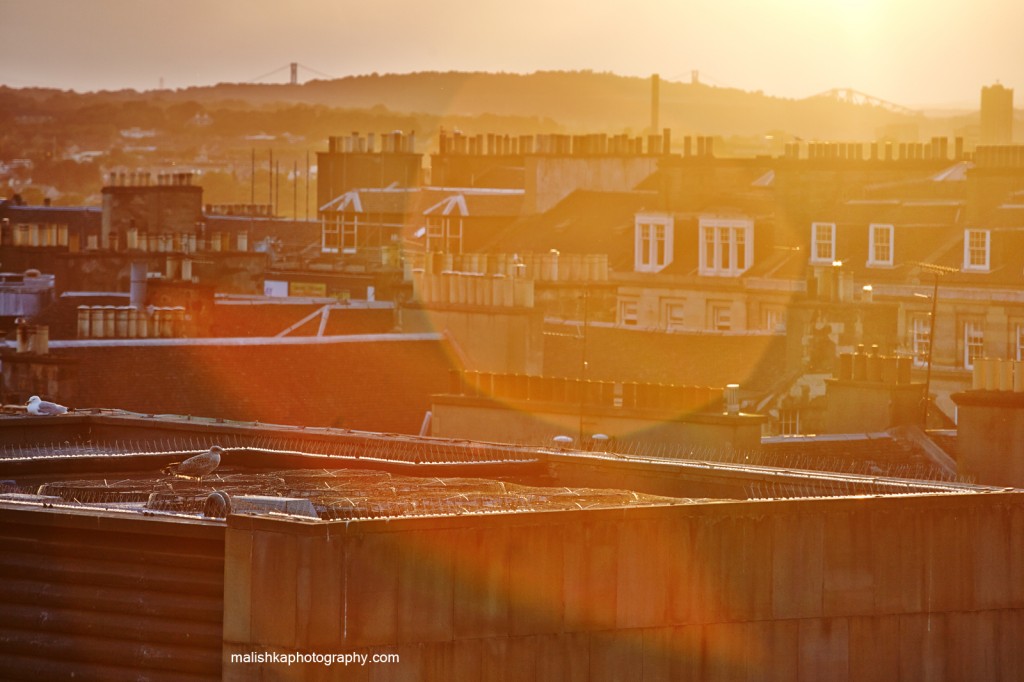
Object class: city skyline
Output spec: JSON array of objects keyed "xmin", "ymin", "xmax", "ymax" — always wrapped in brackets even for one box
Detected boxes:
[{"xmin": 0, "ymin": 0, "xmax": 1021, "ymax": 109}]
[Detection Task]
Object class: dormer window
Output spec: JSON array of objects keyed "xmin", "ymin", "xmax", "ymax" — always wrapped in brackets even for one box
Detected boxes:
[
  {"xmin": 634, "ymin": 213, "xmax": 673, "ymax": 272},
  {"xmin": 963, "ymin": 229, "xmax": 990, "ymax": 272},
  {"xmin": 699, "ymin": 217, "xmax": 753, "ymax": 276},
  {"xmin": 426, "ymin": 216, "xmax": 462, "ymax": 254},
  {"xmin": 810, "ymin": 222, "xmax": 835, "ymax": 264},
  {"xmin": 868, "ymin": 223, "xmax": 893, "ymax": 267}
]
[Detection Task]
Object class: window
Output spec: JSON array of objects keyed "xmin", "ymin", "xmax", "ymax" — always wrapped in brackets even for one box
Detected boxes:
[
  {"xmin": 1016, "ymin": 323, "xmax": 1024, "ymax": 362},
  {"xmin": 912, "ymin": 316, "xmax": 931, "ymax": 368},
  {"xmin": 763, "ymin": 307, "xmax": 785, "ymax": 332},
  {"xmin": 868, "ymin": 223, "xmax": 894, "ymax": 267},
  {"xmin": 964, "ymin": 320, "xmax": 984, "ymax": 369},
  {"xmin": 340, "ymin": 215, "xmax": 358, "ymax": 253},
  {"xmin": 619, "ymin": 299, "xmax": 639, "ymax": 327},
  {"xmin": 662, "ymin": 301, "xmax": 686, "ymax": 332},
  {"xmin": 322, "ymin": 216, "xmax": 339, "ymax": 253},
  {"xmin": 322, "ymin": 213, "xmax": 358, "ymax": 253},
  {"xmin": 963, "ymin": 229, "xmax": 990, "ymax": 271},
  {"xmin": 709, "ymin": 303, "xmax": 732, "ymax": 331},
  {"xmin": 426, "ymin": 217, "xmax": 463, "ymax": 254},
  {"xmin": 634, "ymin": 213, "xmax": 674, "ymax": 272},
  {"xmin": 778, "ymin": 408, "xmax": 801, "ymax": 436},
  {"xmin": 811, "ymin": 222, "xmax": 835, "ymax": 264},
  {"xmin": 699, "ymin": 218, "xmax": 754, "ymax": 276}
]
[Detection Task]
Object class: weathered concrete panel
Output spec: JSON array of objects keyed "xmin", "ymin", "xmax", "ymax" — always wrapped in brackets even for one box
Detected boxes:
[
  {"xmin": 969, "ymin": 506, "xmax": 1011, "ymax": 611},
  {"xmin": 453, "ymin": 527, "xmax": 510, "ymax": 639},
  {"xmin": 345, "ymin": 532, "xmax": 400, "ymax": 648},
  {"xmin": 720, "ymin": 515, "xmax": 773, "ymax": 623},
  {"xmin": 616, "ymin": 519, "xmax": 671, "ymax": 628},
  {"xmin": 898, "ymin": 612, "xmax": 947, "ymax": 681},
  {"xmin": 537, "ymin": 632, "xmax": 590, "ymax": 682},
  {"xmin": 249, "ymin": 529, "xmax": 298, "ymax": 649},
  {"xmin": 589, "ymin": 629, "xmax": 645, "ymax": 682},
  {"xmin": 823, "ymin": 511, "xmax": 876, "ymax": 617},
  {"xmin": 946, "ymin": 610, "xmax": 998, "ymax": 681},
  {"xmin": 871, "ymin": 508, "xmax": 924, "ymax": 614},
  {"xmin": 508, "ymin": 523, "xmax": 564, "ymax": 636},
  {"xmin": 771, "ymin": 512, "xmax": 824, "ymax": 619},
  {"xmin": 296, "ymin": 533, "xmax": 343, "ymax": 649},
  {"xmin": 1010, "ymin": 504, "xmax": 1024, "ymax": 608},
  {"xmin": 227, "ymin": 493, "xmax": 1024, "ymax": 681},
  {"xmin": 223, "ymin": 527, "xmax": 253, "ymax": 646},
  {"xmin": 924, "ymin": 506, "xmax": 973, "ymax": 613},
  {"xmin": 563, "ymin": 520, "xmax": 619, "ymax": 631},
  {"xmin": 395, "ymin": 532, "xmax": 455, "ymax": 644},
  {"xmin": 797, "ymin": 618, "xmax": 849, "ymax": 681},
  {"xmin": 848, "ymin": 615, "xmax": 900, "ymax": 681}
]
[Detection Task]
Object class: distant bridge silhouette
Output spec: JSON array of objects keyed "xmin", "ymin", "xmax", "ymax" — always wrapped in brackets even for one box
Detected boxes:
[
  {"xmin": 806, "ymin": 88, "xmax": 919, "ymax": 115},
  {"xmin": 246, "ymin": 63, "xmax": 335, "ymax": 85}
]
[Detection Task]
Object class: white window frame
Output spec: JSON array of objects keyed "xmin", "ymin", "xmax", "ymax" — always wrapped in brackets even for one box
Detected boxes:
[
  {"xmin": 634, "ymin": 213, "xmax": 673, "ymax": 273},
  {"xmin": 619, "ymin": 299, "xmax": 639, "ymax": 327},
  {"xmin": 662, "ymin": 300, "xmax": 686, "ymax": 332},
  {"xmin": 322, "ymin": 215, "xmax": 340, "ymax": 253},
  {"xmin": 699, "ymin": 217, "xmax": 753, "ymax": 276},
  {"xmin": 709, "ymin": 302, "xmax": 732, "ymax": 331},
  {"xmin": 1016, "ymin": 323, "xmax": 1024, "ymax": 362},
  {"xmin": 810, "ymin": 222, "xmax": 836, "ymax": 264},
  {"xmin": 763, "ymin": 307, "xmax": 785, "ymax": 332},
  {"xmin": 425, "ymin": 216, "xmax": 463, "ymax": 254},
  {"xmin": 912, "ymin": 316, "xmax": 931, "ymax": 368},
  {"xmin": 340, "ymin": 215, "xmax": 358, "ymax": 254},
  {"xmin": 963, "ymin": 229, "xmax": 990, "ymax": 272},
  {"xmin": 778, "ymin": 408, "xmax": 801, "ymax": 436},
  {"xmin": 964, "ymin": 320, "xmax": 984, "ymax": 370},
  {"xmin": 868, "ymin": 223, "xmax": 894, "ymax": 267}
]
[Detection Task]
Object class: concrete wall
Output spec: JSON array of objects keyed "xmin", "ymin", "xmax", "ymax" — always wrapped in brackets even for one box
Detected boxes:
[
  {"xmin": 953, "ymin": 390, "xmax": 1024, "ymax": 487},
  {"xmin": 823, "ymin": 380, "xmax": 924, "ymax": 433},
  {"xmin": 0, "ymin": 505, "xmax": 224, "ymax": 681},
  {"xmin": 223, "ymin": 491, "xmax": 1024, "ymax": 681}
]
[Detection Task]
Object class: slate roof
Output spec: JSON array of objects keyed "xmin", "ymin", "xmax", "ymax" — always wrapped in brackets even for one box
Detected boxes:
[
  {"xmin": 480, "ymin": 190, "xmax": 658, "ymax": 271},
  {"xmin": 321, "ymin": 187, "xmax": 524, "ymax": 221}
]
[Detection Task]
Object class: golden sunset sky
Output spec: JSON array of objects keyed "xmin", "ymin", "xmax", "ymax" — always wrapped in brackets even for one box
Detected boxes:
[{"xmin": 0, "ymin": 0, "xmax": 1020, "ymax": 108}]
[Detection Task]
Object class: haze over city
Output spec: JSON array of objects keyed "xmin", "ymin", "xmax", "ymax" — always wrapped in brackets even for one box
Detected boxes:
[{"xmin": 1, "ymin": 0, "xmax": 1022, "ymax": 108}]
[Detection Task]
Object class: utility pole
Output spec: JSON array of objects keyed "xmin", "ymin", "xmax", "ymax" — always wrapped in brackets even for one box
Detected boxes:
[
  {"xmin": 577, "ymin": 286, "xmax": 590, "ymax": 444},
  {"xmin": 916, "ymin": 262, "xmax": 959, "ymax": 427}
]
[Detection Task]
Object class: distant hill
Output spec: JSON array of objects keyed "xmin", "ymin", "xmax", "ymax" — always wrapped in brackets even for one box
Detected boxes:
[
  {"xmin": 0, "ymin": 70, "xmax": 994, "ymax": 207},
  {"xmin": 5, "ymin": 70, "xmax": 981, "ymax": 142},
  {"xmin": 164, "ymin": 70, "xmax": 974, "ymax": 140}
]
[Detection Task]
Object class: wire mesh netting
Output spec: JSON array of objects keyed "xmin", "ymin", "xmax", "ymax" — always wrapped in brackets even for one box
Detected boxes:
[{"xmin": 0, "ymin": 441, "xmax": 696, "ymax": 520}]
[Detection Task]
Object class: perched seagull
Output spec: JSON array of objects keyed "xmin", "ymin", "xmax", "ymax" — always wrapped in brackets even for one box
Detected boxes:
[
  {"xmin": 163, "ymin": 446, "xmax": 223, "ymax": 479},
  {"xmin": 26, "ymin": 395, "xmax": 68, "ymax": 416}
]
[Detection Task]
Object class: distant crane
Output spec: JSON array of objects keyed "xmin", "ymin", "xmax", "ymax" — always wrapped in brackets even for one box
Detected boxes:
[{"xmin": 245, "ymin": 63, "xmax": 336, "ymax": 85}]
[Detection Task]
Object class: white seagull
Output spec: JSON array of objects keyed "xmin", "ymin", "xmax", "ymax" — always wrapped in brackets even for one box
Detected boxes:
[
  {"xmin": 26, "ymin": 395, "xmax": 68, "ymax": 416},
  {"xmin": 163, "ymin": 446, "xmax": 223, "ymax": 479}
]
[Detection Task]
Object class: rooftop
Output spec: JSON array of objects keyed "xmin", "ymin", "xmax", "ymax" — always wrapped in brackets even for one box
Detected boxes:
[{"xmin": 0, "ymin": 411, "xmax": 1001, "ymax": 526}]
